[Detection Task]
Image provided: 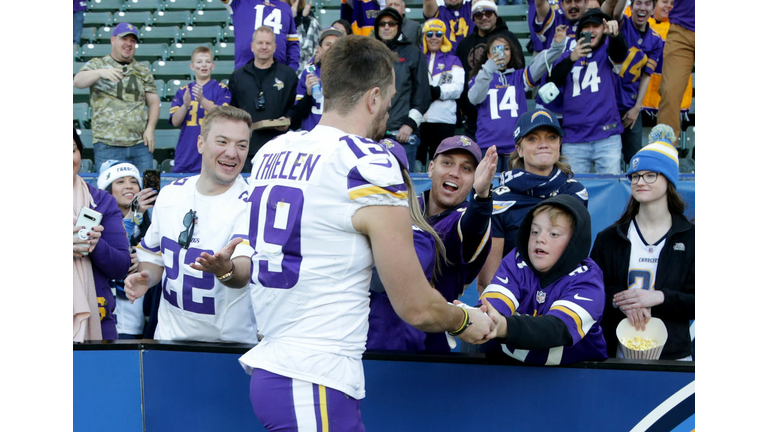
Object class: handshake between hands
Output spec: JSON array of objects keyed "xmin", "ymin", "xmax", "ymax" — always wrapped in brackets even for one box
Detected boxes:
[{"xmin": 448, "ymin": 298, "xmax": 506, "ymax": 347}]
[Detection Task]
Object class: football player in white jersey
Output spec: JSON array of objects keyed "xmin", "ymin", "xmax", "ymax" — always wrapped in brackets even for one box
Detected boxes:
[
  {"xmin": 125, "ymin": 106, "xmax": 258, "ymax": 344},
  {"xmin": 239, "ymin": 35, "xmax": 495, "ymax": 431}
]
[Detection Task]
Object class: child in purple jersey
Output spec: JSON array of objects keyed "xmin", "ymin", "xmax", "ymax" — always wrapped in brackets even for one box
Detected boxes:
[
  {"xmin": 478, "ymin": 194, "xmax": 608, "ymax": 365},
  {"xmin": 468, "ymin": 26, "xmax": 568, "ymax": 171},
  {"xmin": 224, "ymin": 0, "xmax": 300, "ymax": 70},
  {"xmin": 546, "ymin": 8, "xmax": 628, "ymax": 174},
  {"xmin": 169, "ymin": 46, "xmax": 233, "ymax": 173},
  {"xmin": 367, "ymin": 139, "xmax": 447, "ymax": 351}
]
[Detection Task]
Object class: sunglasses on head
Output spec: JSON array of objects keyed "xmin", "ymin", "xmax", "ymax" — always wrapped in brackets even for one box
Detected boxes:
[
  {"xmin": 425, "ymin": 31, "xmax": 444, "ymax": 39},
  {"xmin": 378, "ymin": 21, "xmax": 398, "ymax": 28},
  {"xmin": 473, "ymin": 10, "xmax": 495, "ymax": 19},
  {"xmin": 178, "ymin": 209, "xmax": 196, "ymax": 249}
]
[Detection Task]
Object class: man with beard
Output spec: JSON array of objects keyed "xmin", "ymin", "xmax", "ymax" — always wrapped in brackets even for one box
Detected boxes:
[
  {"xmin": 239, "ymin": 35, "xmax": 495, "ymax": 431},
  {"xmin": 373, "ymin": 7, "xmax": 431, "ymax": 171}
]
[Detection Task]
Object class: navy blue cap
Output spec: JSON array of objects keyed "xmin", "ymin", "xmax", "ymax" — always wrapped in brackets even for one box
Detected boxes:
[{"xmin": 513, "ymin": 108, "xmax": 565, "ymax": 141}]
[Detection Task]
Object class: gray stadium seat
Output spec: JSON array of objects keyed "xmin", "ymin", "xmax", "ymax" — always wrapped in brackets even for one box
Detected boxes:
[
  {"xmin": 190, "ymin": 9, "xmax": 230, "ymax": 26},
  {"xmin": 89, "ymin": 0, "xmax": 127, "ymax": 12},
  {"xmin": 165, "ymin": 79, "xmax": 188, "ymax": 100},
  {"xmin": 155, "ymin": 128, "xmax": 181, "ymax": 148},
  {"xmin": 164, "ymin": 0, "xmax": 202, "ymax": 11},
  {"xmin": 168, "ymin": 42, "xmax": 214, "ymax": 60},
  {"xmin": 152, "ymin": 10, "xmax": 192, "ymax": 26},
  {"xmin": 160, "ymin": 158, "xmax": 176, "ymax": 173},
  {"xmin": 135, "ymin": 42, "xmax": 169, "ymax": 61},
  {"xmin": 179, "ymin": 25, "xmax": 223, "ymax": 44},
  {"xmin": 113, "ymin": 11, "xmax": 154, "ymax": 27},
  {"xmin": 213, "ymin": 42, "xmax": 234, "ymax": 60},
  {"xmin": 140, "ymin": 25, "xmax": 180, "ymax": 43},
  {"xmin": 77, "ymin": 128, "xmax": 94, "ymax": 149},
  {"xmin": 73, "ymin": 103, "xmax": 91, "ymax": 129},
  {"xmin": 83, "ymin": 12, "xmax": 114, "ymax": 27},
  {"xmin": 124, "ymin": 0, "xmax": 164, "ymax": 12},
  {"xmin": 79, "ymin": 43, "xmax": 113, "ymax": 60},
  {"xmin": 152, "ymin": 60, "xmax": 195, "ymax": 80}
]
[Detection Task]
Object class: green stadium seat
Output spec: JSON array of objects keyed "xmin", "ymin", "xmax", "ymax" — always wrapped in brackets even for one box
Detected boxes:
[
  {"xmin": 154, "ymin": 79, "xmax": 167, "ymax": 99},
  {"xmin": 135, "ymin": 42, "xmax": 169, "ymax": 61},
  {"xmin": 506, "ymin": 21, "xmax": 529, "ymax": 36},
  {"xmin": 164, "ymin": 0, "xmax": 202, "ymax": 11},
  {"xmin": 76, "ymin": 128, "xmax": 94, "ymax": 149},
  {"xmin": 221, "ymin": 24, "xmax": 235, "ymax": 42},
  {"xmin": 200, "ymin": 0, "xmax": 227, "ymax": 9},
  {"xmin": 83, "ymin": 12, "xmax": 114, "ymax": 27},
  {"xmin": 89, "ymin": 0, "xmax": 127, "ymax": 12},
  {"xmin": 165, "ymin": 78, "xmax": 188, "ymax": 100},
  {"xmin": 209, "ymin": 60, "xmax": 234, "ymax": 81},
  {"xmin": 113, "ymin": 11, "xmax": 154, "ymax": 27},
  {"xmin": 140, "ymin": 25, "xmax": 180, "ymax": 43},
  {"xmin": 404, "ymin": 8, "xmax": 424, "ymax": 22},
  {"xmin": 152, "ymin": 60, "xmax": 195, "ymax": 80},
  {"xmin": 497, "ymin": 5, "xmax": 528, "ymax": 21},
  {"xmin": 79, "ymin": 43, "xmax": 113, "ymax": 60},
  {"xmin": 190, "ymin": 9, "xmax": 230, "ymax": 26},
  {"xmin": 74, "ymin": 44, "xmax": 81, "ymax": 60},
  {"xmin": 74, "ymin": 61, "xmax": 88, "ymax": 76},
  {"xmin": 317, "ymin": 8, "xmax": 337, "ymax": 29},
  {"xmin": 168, "ymin": 42, "xmax": 214, "ymax": 60},
  {"xmin": 213, "ymin": 42, "xmax": 234, "ymax": 60},
  {"xmin": 79, "ymin": 27, "xmax": 97, "ymax": 44},
  {"xmin": 73, "ymin": 103, "xmax": 91, "ymax": 129},
  {"xmin": 73, "ymin": 85, "xmax": 91, "ymax": 103},
  {"xmin": 152, "ymin": 10, "xmax": 192, "ymax": 26},
  {"xmin": 156, "ymin": 102, "xmax": 176, "ymax": 129},
  {"xmin": 155, "ymin": 128, "xmax": 181, "ymax": 148},
  {"xmin": 124, "ymin": 0, "xmax": 164, "ymax": 12},
  {"xmin": 179, "ymin": 25, "xmax": 223, "ymax": 43}
]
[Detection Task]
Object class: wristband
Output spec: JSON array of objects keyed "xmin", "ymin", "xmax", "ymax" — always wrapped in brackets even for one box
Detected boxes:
[
  {"xmin": 217, "ymin": 261, "xmax": 236, "ymax": 282},
  {"xmin": 448, "ymin": 307, "xmax": 473, "ymax": 336}
]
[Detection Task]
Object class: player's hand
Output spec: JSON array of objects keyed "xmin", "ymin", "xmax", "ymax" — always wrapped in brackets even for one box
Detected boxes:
[
  {"xmin": 99, "ymin": 68, "xmax": 123, "ymax": 83},
  {"xmin": 143, "ymin": 128, "xmax": 156, "ymax": 153},
  {"xmin": 473, "ymin": 145, "xmax": 497, "ymax": 198},
  {"xmin": 623, "ymin": 307, "xmax": 651, "ymax": 331},
  {"xmin": 182, "ymin": 86, "xmax": 192, "ymax": 106},
  {"xmin": 190, "ymin": 237, "xmax": 241, "ymax": 277},
  {"xmin": 553, "ymin": 24, "xmax": 568, "ymax": 44},
  {"xmin": 125, "ymin": 270, "xmax": 152, "ymax": 303},
  {"xmin": 396, "ymin": 124, "xmax": 413, "ymax": 144},
  {"xmin": 622, "ymin": 106, "xmax": 641, "ymax": 129},
  {"xmin": 570, "ymin": 38, "xmax": 591, "ymax": 60},
  {"xmin": 136, "ymin": 187, "xmax": 158, "ymax": 212},
  {"xmin": 603, "ymin": 18, "xmax": 619, "ymax": 37},
  {"xmin": 614, "ymin": 288, "xmax": 664, "ymax": 310},
  {"xmin": 451, "ymin": 301, "xmax": 495, "ymax": 344}
]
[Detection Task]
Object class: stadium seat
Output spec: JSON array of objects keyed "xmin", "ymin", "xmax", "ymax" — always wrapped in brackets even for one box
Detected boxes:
[
  {"xmin": 497, "ymin": 5, "xmax": 527, "ymax": 21},
  {"xmin": 135, "ymin": 42, "xmax": 169, "ymax": 61},
  {"xmin": 77, "ymin": 128, "xmax": 94, "ymax": 149},
  {"xmin": 160, "ymin": 158, "xmax": 176, "ymax": 173},
  {"xmin": 83, "ymin": 12, "xmax": 114, "ymax": 28},
  {"xmin": 213, "ymin": 42, "xmax": 234, "ymax": 60},
  {"xmin": 179, "ymin": 25, "xmax": 223, "ymax": 44},
  {"xmin": 79, "ymin": 43, "xmax": 113, "ymax": 60},
  {"xmin": 506, "ymin": 21, "xmax": 529, "ymax": 37},
  {"xmin": 209, "ymin": 60, "xmax": 234, "ymax": 81},
  {"xmin": 317, "ymin": 8, "xmax": 337, "ymax": 29},
  {"xmin": 152, "ymin": 60, "xmax": 195, "ymax": 80},
  {"xmin": 95, "ymin": 26, "xmax": 118, "ymax": 43},
  {"xmin": 73, "ymin": 86, "xmax": 91, "ymax": 103},
  {"xmin": 157, "ymin": 102, "xmax": 175, "ymax": 128},
  {"xmin": 165, "ymin": 79, "xmax": 188, "ymax": 100},
  {"xmin": 74, "ymin": 61, "xmax": 88, "ymax": 76},
  {"xmin": 89, "ymin": 0, "xmax": 127, "ymax": 12},
  {"xmin": 140, "ymin": 25, "xmax": 181, "ymax": 43},
  {"xmin": 74, "ymin": 44, "xmax": 81, "ymax": 61},
  {"xmin": 404, "ymin": 8, "xmax": 424, "ymax": 22},
  {"xmin": 220, "ymin": 24, "xmax": 235, "ymax": 42},
  {"xmin": 154, "ymin": 79, "xmax": 167, "ymax": 99},
  {"xmin": 79, "ymin": 27, "xmax": 97, "ymax": 44},
  {"xmin": 168, "ymin": 42, "xmax": 214, "ymax": 60},
  {"xmin": 73, "ymin": 103, "xmax": 91, "ymax": 129},
  {"xmin": 113, "ymin": 11, "xmax": 153, "ymax": 27},
  {"xmin": 124, "ymin": 0, "xmax": 164, "ymax": 12},
  {"xmin": 164, "ymin": 0, "xmax": 202, "ymax": 11},
  {"xmin": 154, "ymin": 128, "xmax": 181, "ymax": 148},
  {"xmin": 152, "ymin": 10, "xmax": 193, "ymax": 26},
  {"xmin": 79, "ymin": 159, "xmax": 94, "ymax": 173},
  {"xmin": 190, "ymin": 9, "xmax": 230, "ymax": 26},
  {"xmin": 200, "ymin": 0, "xmax": 227, "ymax": 9}
]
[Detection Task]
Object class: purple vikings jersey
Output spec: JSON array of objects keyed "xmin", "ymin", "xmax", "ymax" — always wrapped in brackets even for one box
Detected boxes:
[
  {"xmin": 529, "ymin": 0, "xmax": 565, "ymax": 52},
  {"xmin": 169, "ymin": 80, "xmax": 232, "ymax": 173},
  {"xmin": 342, "ymin": 0, "xmax": 380, "ymax": 36},
  {"xmin": 294, "ymin": 64, "xmax": 322, "ymax": 132},
  {"xmin": 224, "ymin": 0, "xmax": 300, "ymax": 70},
  {"xmin": 557, "ymin": 42, "xmax": 624, "ymax": 143},
  {"xmin": 470, "ymin": 68, "xmax": 535, "ymax": 154},
  {"xmin": 615, "ymin": 19, "xmax": 664, "ymax": 112},
  {"xmin": 366, "ymin": 227, "xmax": 435, "ymax": 351},
  {"xmin": 429, "ymin": 0, "xmax": 474, "ymax": 54},
  {"xmin": 481, "ymin": 249, "xmax": 607, "ymax": 365},
  {"xmin": 532, "ymin": 11, "xmax": 580, "ymax": 113}
]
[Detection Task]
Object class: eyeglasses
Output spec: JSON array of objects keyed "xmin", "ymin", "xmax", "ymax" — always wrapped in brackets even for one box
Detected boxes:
[
  {"xmin": 256, "ymin": 91, "xmax": 265, "ymax": 111},
  {"xmin": 178, "ymin": 209, "xmax": 196, "ymax": 249},
  {"xmin": 378, "ymin": 21, "xmax": 398, "ymax": 28},
  {"xmin": 425, "ymin": 31, "xmax": 444, "ymax": 39},
  {"xmin": 473, "ymin": 10, "xmax": 495, "ymax": 19},
  {"xmin": 627, "ymin": 172, "xmax": 659, "ymax": 185}
]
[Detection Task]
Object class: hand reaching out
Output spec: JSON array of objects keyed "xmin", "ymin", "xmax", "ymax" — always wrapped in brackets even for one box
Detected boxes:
[
  {"xmin": 473, "ymin": 145, "xmax": 497, "ymax": 198},
  {"xmin": 189, "ymin": 237, "xmax": 242, "ymax": 277}
]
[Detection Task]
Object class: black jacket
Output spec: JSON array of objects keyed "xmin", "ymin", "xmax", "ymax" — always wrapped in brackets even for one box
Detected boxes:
[
  {"xmin": 229, "ymin": 59, "xmax": 298, "ymax": 157},
  {"xmin": 591, "ymin": 213, "xmax": 695, "ymax": 360}
]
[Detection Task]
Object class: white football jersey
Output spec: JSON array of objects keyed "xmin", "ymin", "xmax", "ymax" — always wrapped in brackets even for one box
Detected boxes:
[
  {"xmin": 238, "ymin": 125, "xmax": 407, "ymax": 400},
  {"xmin": 626, "ymin": 220, "xmax": 665, "ymax": 291},
  {"xmin": 137, "ymin": 175, "xmax": 258, "ymax": 344}
]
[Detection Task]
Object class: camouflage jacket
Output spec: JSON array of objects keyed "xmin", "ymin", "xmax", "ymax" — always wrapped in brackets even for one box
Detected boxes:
[{"xmin": 79, "ymin": 55, "xmax": 157, "ymax": 146}]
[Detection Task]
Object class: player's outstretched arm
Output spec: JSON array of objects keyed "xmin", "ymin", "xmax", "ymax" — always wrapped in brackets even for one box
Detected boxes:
[
  {"xmin": 190, "ymin": 237, "xmax": 251, "ymax": 288},
  {"xmin": 352, "ymin": 204, "xmax": 494, "ymax": 338},
  {"xmin": 124, "ymin": 262, "xmax": 164, "ymax": 303}
]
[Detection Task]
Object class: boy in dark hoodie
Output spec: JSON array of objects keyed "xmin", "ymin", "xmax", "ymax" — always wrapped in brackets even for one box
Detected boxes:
[{"xmin": 478, "ymin": 194, "xmax": 608, "ymax": 365}]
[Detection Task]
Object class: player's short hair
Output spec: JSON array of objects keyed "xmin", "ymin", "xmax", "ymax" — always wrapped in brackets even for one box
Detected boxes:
[
  {"xmin": 320, "ymin": 35, "xmax": 398, "ymax": 116},
  {"xmin": 191, "ymin": 45, "xmax": 213, "ymax": 61},
  {"xmin": 200, "ymin": 105, "xmax": 253, "ymax": 139},
  {"xmin": 252, "ymin": 26, "xmax": 275, "ymax": 42},
  {"xmin": 532, "ymin": 204, "xmax": 575, "ymax": 231}
]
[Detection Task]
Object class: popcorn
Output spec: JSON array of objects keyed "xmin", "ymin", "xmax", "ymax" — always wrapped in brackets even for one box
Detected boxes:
[{"xmin": 620, "ymin": 336, "xmax": 661, "ymax": 351}]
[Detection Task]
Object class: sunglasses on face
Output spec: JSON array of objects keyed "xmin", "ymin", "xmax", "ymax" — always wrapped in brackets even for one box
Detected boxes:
[
  {"xmin": 255, "ymin": 91, "xmax": 265, "ymax": 111},
  {"xmin": 178, "ymin": 209, "xmax": 196, "ymax": 249},
  {"xmin": 426, "ymin": 31, "xmax": 444, "ymax": 39},
  {"xmin": 473, "ymin": 10, "xmax": 495, "ymax": 19},
  {"xmin": 378, "ymin": 21, "xmax": 398, "ymax": 28}
]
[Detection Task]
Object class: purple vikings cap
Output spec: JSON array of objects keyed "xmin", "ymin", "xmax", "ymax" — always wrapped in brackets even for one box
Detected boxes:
[
  {"xmin": 513, "ymin": 108, "xmax": 565, "ymax": 141},
  {"xmin": 113, "ymin": 22, "xmax": 139, "ymax": 38},
  {"xmin": 434, "ymin": 135, "xmax": 482, "ymax": 165},
  {"xmin": 381, "ymin": 138, "xmax": 409, "ymax": 171}
]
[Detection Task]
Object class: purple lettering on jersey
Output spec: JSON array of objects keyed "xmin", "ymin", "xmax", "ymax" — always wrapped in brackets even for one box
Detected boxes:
[
  {"xmin": 277, "ymin": 151, "xmax": 292, "ymax": 179},
  {"xmin": 287, "ymin": 152, "xmax": 305, "ymax": 180},
  {"xmin": 254, "ymin": 153, "xmax": 271, "ymax": 179},
  {"xmin": 298, "ymin": 154, "xmax": 321, "ymax": 182},
  {"xmin": 182, "ymin": 246, "xmax": 216, "ymax": 315},
  {"xmin": 269, "ymin": 151, "xmax": 285, "ymax": 179},
  {"xmin": 161, "ymin": 236, "xmax": 181, "ymax": 308}
]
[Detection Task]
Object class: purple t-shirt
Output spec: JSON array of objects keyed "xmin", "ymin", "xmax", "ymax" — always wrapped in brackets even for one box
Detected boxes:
[
  {"xmin": 482, "ymin": 249, "xmax": 608, "ymax": 365},
  {"xmin": 74, "ymin": 0, "xmax": 87, "ymax": 12},
  {"xmin": 227, "ymin": 0, "xmax": 300, "ymax": 70},
  {"xmin": 169, "ymin": 79, "xmax": 232, "ymax": 173},
  {"xmin": 470, "ymin": 68, "xmax": 533, "ymax": 153},
  {"xmin": 669, "ymin": 0, "xmax": 695, "ymax": 32},
  {"xmin": 295, "ymin": 65, "xmax": 323, "ymax": 132},
  {"xmin": 615, "ymin": 19, "xmax": 664, "ymax": 112},
  {"xmin": 557, "ymin": 42, "xmax": 624, "ymax": 143},
  {"xmin": 429, "ymin": 1, "xmax": 475, "ymax": 55}
]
